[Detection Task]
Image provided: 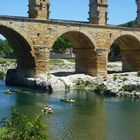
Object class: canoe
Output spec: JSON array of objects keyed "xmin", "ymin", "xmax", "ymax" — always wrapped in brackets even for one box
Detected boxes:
[
  {"xmin": 60, "ymin": 99, "xmax": 75, "ymax": 103},
  {"xmin": 42, "ymin": 109, "xmax": 54, "ymax": 114},
  {"xmin": 4, "ymin": 89, "xmax": 12, "ymax": 94}
]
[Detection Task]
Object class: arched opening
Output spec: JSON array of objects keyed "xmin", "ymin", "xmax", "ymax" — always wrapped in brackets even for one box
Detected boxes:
[
  {"xmin": 108, "ymin": 43, "xmax": 122, "ymax": 73},
  {"xmin": 108, "ymin": 34, "xmax": 140, "ymax": 73},
  {"xmin": 50, "ymin": 31, "xmax": 97, "ymax": 76},
  {"xmin": 0, "ymin": 26, "xmax": 35, "ymax": 78}
]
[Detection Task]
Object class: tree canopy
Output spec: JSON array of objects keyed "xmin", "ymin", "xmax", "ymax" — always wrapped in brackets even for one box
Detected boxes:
[
  {"xmin": 0, "ymin": 39, "xmax": 14, "ymax": 57},
  {"xmin": 52, "ymin": 36, "xmax": 73, "ymax": 53}
]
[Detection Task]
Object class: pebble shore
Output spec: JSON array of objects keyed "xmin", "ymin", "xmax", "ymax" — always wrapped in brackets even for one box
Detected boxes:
[{"xmin": 1, "ymin": 60, "xmax": 140, "ymax": 98}]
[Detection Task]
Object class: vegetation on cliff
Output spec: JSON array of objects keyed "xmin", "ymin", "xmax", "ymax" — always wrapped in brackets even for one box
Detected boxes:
[{"xmin": 120, "ymin": 20, "xmax": 138, "ymax": 28}]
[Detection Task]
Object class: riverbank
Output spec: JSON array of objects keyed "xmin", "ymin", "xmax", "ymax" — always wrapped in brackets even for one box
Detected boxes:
[{"xmin": 1, "ymin": 59, "xmax": 140, "ymax": 99}]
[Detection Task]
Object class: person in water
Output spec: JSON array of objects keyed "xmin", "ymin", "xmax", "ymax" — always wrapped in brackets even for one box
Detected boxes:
[{"xmin": 44, "ymin": 105, "xmax": 53, "ymax": 112}]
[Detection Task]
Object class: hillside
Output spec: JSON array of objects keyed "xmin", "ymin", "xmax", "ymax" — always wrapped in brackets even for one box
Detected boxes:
[{"xmin": 119, "ymin": 20, "xmax": 138, "ymax": 28}]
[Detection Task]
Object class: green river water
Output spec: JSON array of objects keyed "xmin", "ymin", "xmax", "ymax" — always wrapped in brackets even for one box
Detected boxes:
[{"xmin": 0, "ymin": 80, "xmax": 140, "ymax": 140}]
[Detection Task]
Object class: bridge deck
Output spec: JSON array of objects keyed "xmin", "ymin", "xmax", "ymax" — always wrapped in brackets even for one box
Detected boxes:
[{"xmin": 0, "ymin": 15, "xmax": 139, "ymax": 32}]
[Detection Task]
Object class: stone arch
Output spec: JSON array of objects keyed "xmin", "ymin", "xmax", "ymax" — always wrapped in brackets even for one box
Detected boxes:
[
  {"xmin": 0, "ymin": 25, "xmax": 36, "ymax": 77},
  {"xmin": 51, "ymin": 30, "xmax": 98, "ymax": 50},
  {"xmin": 50, "ymin": 31, "xmax": 98, "ymax": 76},
  {"xmin": 109, "ymin": 33, "xmax": 140, "ymax": 72}
]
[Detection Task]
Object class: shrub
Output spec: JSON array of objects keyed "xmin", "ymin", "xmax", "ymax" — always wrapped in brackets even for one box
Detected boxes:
[
  {"xmin": 137, "ymin": 71, "xmax": 140, "ymax": 77},
  {"xmin": 75, "ymin": 79, "xmax": 92, "ymax": 89},
  {"xmin": 94, "ymin": 84, "xmax": 110, "ymax": 95},
  {"xmin": 113, "ymin": 75, "xmax": 117, "ymax": 81},
  {"xmin": 122, "ymin": 77, "xmax": 128, "ymax": 82},
  {"xmin": 122, "ymin": 85, "xmax": 138, "ymax": 92},
  {"xmin": 0, "ymin": 109, "xmax": 48, "ymax": 140}
]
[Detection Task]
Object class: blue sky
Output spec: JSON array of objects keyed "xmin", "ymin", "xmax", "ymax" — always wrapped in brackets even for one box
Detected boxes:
[{"xmin": 0, "ymin": 0, "xmax": 137, "ymax": 25}]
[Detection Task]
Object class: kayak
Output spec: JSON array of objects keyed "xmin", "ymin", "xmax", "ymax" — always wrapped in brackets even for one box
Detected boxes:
[
  {"xmin": 4, "ymin": 89, "xmax": 12, "ymax": 94},
  {"xmin": 42, "ymin": 109, "xmax": 54, "ymax": 114},
  {"xmin": 60, "ymin": 99, "xmax": 75, "ymax": 103},
  {"xmin": 47, "ymin": 110, "xmax": 54, "ymax": 114}
]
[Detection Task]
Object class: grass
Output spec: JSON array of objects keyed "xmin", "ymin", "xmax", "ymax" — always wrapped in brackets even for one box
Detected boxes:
[
  {"xmin": 0, "ymin": 58, "xmax": 16, "ymax": 64},
  {"xmin": 49, "ymin": 59, "xmax": 64, "ymax": 65},
  {"xmin": 66, "ymin": 58, "xmax": 75, "ymax": 63}
]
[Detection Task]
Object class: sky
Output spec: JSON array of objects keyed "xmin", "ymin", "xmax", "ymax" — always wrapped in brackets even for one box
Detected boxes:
[
  {"xmin": 0, "ymin": 0, "xmax": 137, "ymax": 39},
  {"xmin": 0, "ymin": 0, "xmax": 136, "ymax": 24}
]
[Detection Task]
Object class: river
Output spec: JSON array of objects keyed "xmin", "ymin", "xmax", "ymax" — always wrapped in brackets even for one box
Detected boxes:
[{"xmin": 0, "ymin": 80, "xmax": 140, "ymax": 140}]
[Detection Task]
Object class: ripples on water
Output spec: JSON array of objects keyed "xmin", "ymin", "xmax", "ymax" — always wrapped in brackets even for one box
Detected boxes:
[{"xmin": 1, "ymin": 80, "xmax": 140, "ymax": 140}]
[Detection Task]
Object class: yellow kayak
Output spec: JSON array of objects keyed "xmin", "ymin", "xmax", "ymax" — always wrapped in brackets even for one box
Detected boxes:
[
  {"xmin": 60, "ymin": 99, "xmax": 75, "ymax": 103},
  {"xmin": 42, "ymin": 108, "xmax": 54, "ymax": 114},
  {"xmin": 47, "ymin": 110, "xmax": 54, "ymax": 114},
  {"xmin": 4, "ymin": 89, "xmax": 12, "ymax": 94}
]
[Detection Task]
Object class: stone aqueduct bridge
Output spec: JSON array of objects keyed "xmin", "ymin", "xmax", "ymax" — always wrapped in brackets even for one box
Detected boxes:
[{"xmin": 1, "ymin": 16, "xmax": 140, "ymax": 78}]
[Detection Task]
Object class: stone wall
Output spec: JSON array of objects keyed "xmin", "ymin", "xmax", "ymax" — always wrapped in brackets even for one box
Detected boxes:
[
  {"xmin": 0, "ymin": 16, "xmax": 140, "ymax": 77},
  {"xmin": 89, "ymin": 0, "xmax": 108, "ymax": 25}
]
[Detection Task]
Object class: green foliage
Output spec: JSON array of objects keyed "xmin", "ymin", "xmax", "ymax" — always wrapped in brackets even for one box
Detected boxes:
[
  {"xmin": 52, "ymin": 36, "xmax": 73, "ymax": 53},
  {"xmin": 94, "ymin": 84, "xmax": 110, "ymax": 95},
  {"xmin": 0, "ymin": 71, "xmax": 5, "ymax": 79},
  {"xmin": 75, "ymin": 78, "xmax": 92, "ymax": 89},
  {"xmin": 66, "ymin": 59, "xmax": 75, "ymax": 63},
  {"xmin": 120, "ymin": 20, "xmax": 138, "ymax": 28},
  {"xmin": 0, "ymin": 58, "xmax": 16, "ymax": 64},
  {"xmin": 113, "ymin": 75, "xmax": 117, "ymax": 81},
  {"xmin": 122, "ymin": 77, "xmax": 128, "ymax": 82},
  {"xmin": 49, "ymin": 59, "xmax": 64, "ymax": 65},
  {"xmin": 0, "ymin": 39, "xmax": 14, "ymax": 57},
  {"xmin": 0, "ymin": 109, "xmax": 48, "ymax": 140},
  {"xmin": 109, "ymin": 43, "xmax": 121, "ymax": 61},
  {"xmin": 137, "ymin": 71, "xmax": 140, "ymax": 77},
  {"xmin": 122, "ymin": 85, "xmax": 138, "ymax": 92}
]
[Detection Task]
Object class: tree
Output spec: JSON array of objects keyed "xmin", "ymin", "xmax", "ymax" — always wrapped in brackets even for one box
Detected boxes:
[
  {"xmin": 0, "ymin": 39, "xmax": 14, "ymax": 57},
  {"xmin": 52, "ymin": 36, "xmax": 73, "ymax": 53},
  {"xmin": 108, "ymin": 43, "xmax": 121, "ymax": 61}
]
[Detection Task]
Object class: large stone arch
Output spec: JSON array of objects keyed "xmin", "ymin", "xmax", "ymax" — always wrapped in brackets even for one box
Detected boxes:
[
  {"xmin": 50, "ymin": 31, "xmax": 98, "ymax": 76},
  {"xmin": 109, "ymin": 33, "xmax": 140, "ymax": 72},
  {"xmin": 0, "ymin": 25, "xmax": 36, "ymax": 77}
]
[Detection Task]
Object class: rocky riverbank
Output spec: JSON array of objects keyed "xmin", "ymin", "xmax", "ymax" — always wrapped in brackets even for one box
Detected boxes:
[
  {"xmin": 1, "ymin": 59, "xmax": 140, "ymax": 99},
  {"xmin": 0, "ymin": 61, "xmax": 16, "ymax": 79}
]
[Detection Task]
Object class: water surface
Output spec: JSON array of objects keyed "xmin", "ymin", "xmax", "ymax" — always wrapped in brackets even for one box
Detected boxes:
[{"xmin": 0, "ymin": 80, "xmax": 140, "ymax": 140}]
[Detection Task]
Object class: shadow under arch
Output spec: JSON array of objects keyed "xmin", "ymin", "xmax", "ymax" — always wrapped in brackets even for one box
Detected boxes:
[
  {"xmin": 0, "ymin": 25, "xmax": 36, "ymax": 77},
  {"xmin": 110, "ymin": 34, "xmax": 140, "ymax": 72},
  {"xmin": 51, "ymin": 31, "xmax": 98, "ymax": 76}
]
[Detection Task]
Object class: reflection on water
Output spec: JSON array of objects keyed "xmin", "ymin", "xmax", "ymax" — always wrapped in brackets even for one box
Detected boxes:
[{"xmin": 1, "ymin": 80, "xmax": 140, "ymax": 140}]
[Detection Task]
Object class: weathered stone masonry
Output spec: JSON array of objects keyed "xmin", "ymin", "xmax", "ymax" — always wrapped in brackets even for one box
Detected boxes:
[{"xmin": 0, "ymin": 0, "xmax": 140, "ymax": 79}]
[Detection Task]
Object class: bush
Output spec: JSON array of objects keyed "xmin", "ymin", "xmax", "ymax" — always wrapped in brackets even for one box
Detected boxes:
[
  {"xmin": 122, "ymin": 77, "xmax": 128, "ymax": 82},
  {"xmin": 113, "ymin": 75, "xmax": 117, "ymax": 81},
  {"xmin": 94, "ymin": 84, "xmax": 110, "ymax": 95},
  {"xmin": 0, "ymin": 109, "xmax": 48, "ymax": 140},
  {"xmin": 122, "ymin": 85, "xmax": 138, "ymax": 92},
  {"xmin": 75, "ymin": 79, "xmax": 92, "ymax": 89},
  {"xmin": 137, "ymin": 71, "xmax": 140, "ymax": 77}
]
